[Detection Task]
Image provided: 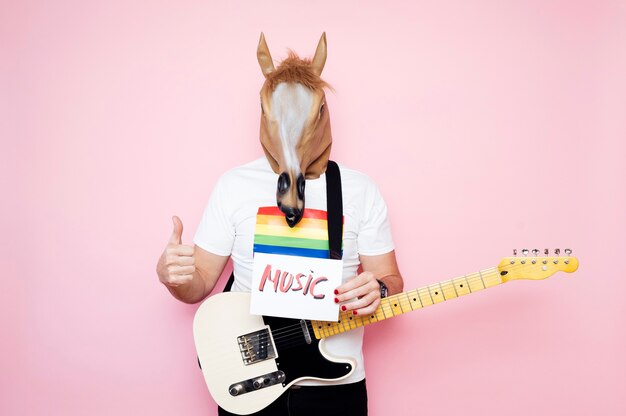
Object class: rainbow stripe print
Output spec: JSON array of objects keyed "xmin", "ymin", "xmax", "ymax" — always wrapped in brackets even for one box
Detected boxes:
[{"xmin": 253, "ymin": 206, "xmax": 343, "ymax": 259}]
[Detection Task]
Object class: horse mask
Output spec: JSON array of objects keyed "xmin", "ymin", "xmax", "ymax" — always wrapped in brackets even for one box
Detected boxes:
[{"xmin": 257, "ymin": 33, "xmax": 332, "ymax": 228}]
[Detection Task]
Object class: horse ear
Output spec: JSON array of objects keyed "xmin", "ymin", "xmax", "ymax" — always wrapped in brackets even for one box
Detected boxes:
[
  {"xmin": 257, "ymin": 32, "xmax": 275, "ymax": 77},
  {"xmin": 311, "ymin": 32, "xmax": 327, "ymax": 76}
]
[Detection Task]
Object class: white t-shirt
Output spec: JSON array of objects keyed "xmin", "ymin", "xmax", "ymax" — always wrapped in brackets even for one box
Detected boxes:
[{"xmin": 194, "ymin": 157, "xmax": 394, "ymax": 385}]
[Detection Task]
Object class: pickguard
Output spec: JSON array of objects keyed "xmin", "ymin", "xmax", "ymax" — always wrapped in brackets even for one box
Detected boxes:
[{"xmin": 262, "ymin": 315, "xmax": 352, "ymax": 384}]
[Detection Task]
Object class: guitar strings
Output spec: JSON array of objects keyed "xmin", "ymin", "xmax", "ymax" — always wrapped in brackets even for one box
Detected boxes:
[
  {"xmin": 303, "ymin": 260, "xmax": 545, "ymax": 344},
  {"xmin": 225, "ymin": 265, "xmax": 507, "ymax": 350},
  {"xmin": 203, "ymin": 261, "xmax": 562, "ymax": 361},
  {"xmin": 249, "ymin": 266, "xmax": 505, "ymax": 344}
]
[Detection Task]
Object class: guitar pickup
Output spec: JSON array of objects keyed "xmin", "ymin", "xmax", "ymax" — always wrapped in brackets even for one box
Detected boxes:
[{"xmin": 237, "ymin": 328, "xmax": 276, "ymax": 365}]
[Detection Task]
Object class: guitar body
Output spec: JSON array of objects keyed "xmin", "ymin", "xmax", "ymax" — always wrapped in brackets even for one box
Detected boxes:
[{"xmin": 193, "ymin": 292, "xmax": 355, "ymax": 415}]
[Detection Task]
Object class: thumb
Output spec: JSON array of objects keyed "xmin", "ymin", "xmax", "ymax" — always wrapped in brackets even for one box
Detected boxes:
[{"xmin": 169, "ymin": 216, "xmax": 183, "ymax": 244}]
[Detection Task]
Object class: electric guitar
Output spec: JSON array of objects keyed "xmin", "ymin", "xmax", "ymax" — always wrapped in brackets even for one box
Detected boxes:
[{"xmin": 193, "ymin": 250, "xmax": 579, "ymax": 415}]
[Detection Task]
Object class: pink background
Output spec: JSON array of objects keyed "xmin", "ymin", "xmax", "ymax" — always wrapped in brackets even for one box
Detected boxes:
[{"xmin": 2, "ymin": 1, "xmax": 625, "ymax": 414}]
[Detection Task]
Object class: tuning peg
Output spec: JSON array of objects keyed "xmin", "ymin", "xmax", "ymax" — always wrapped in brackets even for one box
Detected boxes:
[
  {"xmin": 532, "ymin": 249, "xmax": 539, "ymax": 256},
  {"xmin": 565, "ymin": 248, "xmax": 572, "ymax": 255},
  {"xmin": 522, "ymin": 249, "xmax": 529, "ymax": 256},
  {"xmin": 513, "ymin": 249, "xmax": 518, "ymax": 256},
  {"xmin": 555, "ymin": 248, "xmax": 560, "ymax": 255},
  {"xmin": 544, "ymin": 248, "xmax": 549, "ymax": 255}
]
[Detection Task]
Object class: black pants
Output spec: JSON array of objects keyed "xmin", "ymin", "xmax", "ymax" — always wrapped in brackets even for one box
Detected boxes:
[{"xmin": 218, "ymin": 379, "xmax": 368, "ymax": 416}]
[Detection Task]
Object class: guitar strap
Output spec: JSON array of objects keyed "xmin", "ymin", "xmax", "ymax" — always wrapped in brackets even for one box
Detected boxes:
[
  {"xmin": 223, "ymin": 160, "xmax": 343, "ymax": 293},
  {"xmin": 325, "ymin": 160, "xmax": 344, "ymax": 261}
]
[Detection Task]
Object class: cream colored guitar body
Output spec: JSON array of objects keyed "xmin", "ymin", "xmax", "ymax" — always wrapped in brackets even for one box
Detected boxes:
[{"xmin": 193, "ymin": 291, "xmax": 356, "ymax": 415}]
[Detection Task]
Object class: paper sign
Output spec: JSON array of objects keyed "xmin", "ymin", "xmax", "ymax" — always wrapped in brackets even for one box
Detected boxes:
[{"xmin": 250, "ymin": 252, "xmax": 343, "ymax": 321}]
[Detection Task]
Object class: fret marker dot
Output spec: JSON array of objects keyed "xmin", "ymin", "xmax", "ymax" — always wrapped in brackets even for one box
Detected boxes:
[
  {"xmin": 413, "ymin": 298, "xmax": 416, "ymax": 301},
  {"xmin": 435, "ymin": 292, "xmax": 438, "ymax": 295},
  {"xmin": 394, "ymin": 304, "xmax": 397, "ymax": 307},
  {"xmin": 460, "ymin": 284, "xmax": 463, "ymax": 287},
  {"xmin": 371, "ymin": 315, "xmax": 374, "ymax": 319}
]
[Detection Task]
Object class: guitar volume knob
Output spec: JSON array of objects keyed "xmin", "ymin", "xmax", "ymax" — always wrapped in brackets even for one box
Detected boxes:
[
  {"xmin": 229, "ymin": 384, "xmax": 244, "ymax": 396},
  {"xmin": 253, "ymin": 377, "xmax": 265, "ymax": 389}
]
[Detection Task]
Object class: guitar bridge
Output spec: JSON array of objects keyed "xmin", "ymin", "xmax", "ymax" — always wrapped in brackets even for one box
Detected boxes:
[{"xmin": 237, "ymin": 328, "xmax": 276, "ymax": 365}]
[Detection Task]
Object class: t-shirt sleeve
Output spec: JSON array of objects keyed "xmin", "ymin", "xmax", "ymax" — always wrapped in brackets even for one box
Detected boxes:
[
  {"xmin": 357, "ymin": 179, "xmax": 395, "ymax": 256},
  {"xmin": 193, "ymin": 175, "xmax": 235, "ymax": 256}
]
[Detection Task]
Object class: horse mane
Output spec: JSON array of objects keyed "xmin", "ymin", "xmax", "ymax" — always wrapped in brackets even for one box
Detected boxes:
[{"xmin": 265, "ymin": 51, "xmax": 332, "ymax": 91}]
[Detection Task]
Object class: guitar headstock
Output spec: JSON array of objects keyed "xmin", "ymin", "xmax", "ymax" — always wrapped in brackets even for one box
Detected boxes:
[{"xmin": 498, "ymin": 248, "xmax": 579, "ymax": 282}]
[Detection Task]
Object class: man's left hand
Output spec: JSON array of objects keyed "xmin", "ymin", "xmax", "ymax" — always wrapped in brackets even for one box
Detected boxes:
[
  {"xmin": 333, "ymin": 251, "xmax": 404, "ymax": 316},
  {"xmin": 334, "ymin": 271, "xmax": 381, "ymax": 316}
]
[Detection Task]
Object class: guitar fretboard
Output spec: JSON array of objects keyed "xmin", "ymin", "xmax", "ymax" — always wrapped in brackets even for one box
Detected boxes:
[{"xmin": 311, "ymin": 267, "xmax": 503, "ymax": 339}]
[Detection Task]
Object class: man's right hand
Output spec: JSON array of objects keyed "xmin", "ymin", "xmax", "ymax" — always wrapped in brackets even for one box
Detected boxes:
[{"xmin": 157, "ymin": 216, "xmax": 196, "ymax": 288}]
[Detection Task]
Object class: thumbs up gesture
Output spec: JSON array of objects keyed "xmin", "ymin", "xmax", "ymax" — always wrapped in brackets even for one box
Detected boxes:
[{"xmin": 157, "ymin": 216, "xmax": 196, "ymax": 287}]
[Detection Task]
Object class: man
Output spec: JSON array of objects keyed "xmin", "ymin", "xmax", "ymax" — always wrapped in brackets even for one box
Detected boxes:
[{"xmin": 156, "ymin": 33, "xmax": 403, "ymax": 416}]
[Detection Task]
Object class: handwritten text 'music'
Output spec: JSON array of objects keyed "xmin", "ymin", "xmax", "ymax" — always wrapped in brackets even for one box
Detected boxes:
[{"xmin": 258, "ymin": 264, "xmax": 328, "ymax": 300}]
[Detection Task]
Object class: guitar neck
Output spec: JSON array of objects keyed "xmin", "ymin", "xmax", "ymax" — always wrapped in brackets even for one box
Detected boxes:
[{"xmin": 311, "ymin": 267, "xmax": 503, "ymax": 339}]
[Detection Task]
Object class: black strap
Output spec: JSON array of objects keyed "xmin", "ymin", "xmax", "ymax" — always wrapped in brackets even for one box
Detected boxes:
[
  {"xmin": 223, "ymin": 271, "xmax": 235, "ymax": 293},
  {"xmin": 325, "ymin": 160, "xmax": 343, "ymax": 260}
]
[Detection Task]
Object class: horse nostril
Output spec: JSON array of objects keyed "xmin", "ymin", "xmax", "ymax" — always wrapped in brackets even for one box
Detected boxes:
[
  {"xmin": 277, "ymin": 172, "xmax": 290, "ymax": 195},
  {"xmin": 281, "ymin": 207, "xmax": 303, "ymax": 228},
  {"xmin": 296, "ymin": 174, "xmax": 305, "ymax": 200}
]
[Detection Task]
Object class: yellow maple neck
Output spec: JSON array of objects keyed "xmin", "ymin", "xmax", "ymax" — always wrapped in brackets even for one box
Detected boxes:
[{"xmin": 311, "ymin": 267, "xmax": 503, "ymax": 339}]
